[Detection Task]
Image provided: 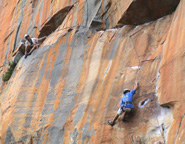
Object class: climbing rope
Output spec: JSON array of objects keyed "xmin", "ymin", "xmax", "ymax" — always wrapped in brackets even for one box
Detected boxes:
[
  {"xmin": 129, "ymin": 36, "xmax": 142, "ymax": 82},
  {"xmin": 129, "ymin": 34, "xmax": 165, "ymax": 143}
]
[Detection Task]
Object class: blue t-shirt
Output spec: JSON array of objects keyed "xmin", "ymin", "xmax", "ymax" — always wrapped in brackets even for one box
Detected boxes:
[{"xmin": 120, "ymin": 89, "xmax": 135, "ymax": 108}]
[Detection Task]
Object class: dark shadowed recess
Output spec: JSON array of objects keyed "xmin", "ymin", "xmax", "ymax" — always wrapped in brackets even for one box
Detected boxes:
[
  {"xmin": 38, "ymin": 6, "xmax": 73, "ymax": 38},
  {"xmin": 118, "ymin": 0, "xmax": 180, "ymax": 25}
]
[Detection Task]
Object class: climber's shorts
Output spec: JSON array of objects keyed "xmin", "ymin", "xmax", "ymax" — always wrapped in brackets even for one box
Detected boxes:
[{"xmin": 117, "ymin": 107, "xmax": 131, "ymax": 115}]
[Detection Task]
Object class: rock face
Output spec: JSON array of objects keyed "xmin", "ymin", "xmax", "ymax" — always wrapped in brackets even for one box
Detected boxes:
[{"xmin": 0, "ymin": 0, "xmax": 184, "ymax": 143}]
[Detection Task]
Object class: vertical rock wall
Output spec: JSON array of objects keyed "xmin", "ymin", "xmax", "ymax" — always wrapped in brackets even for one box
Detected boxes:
[
  {"xmin": 158, "ymin": 0, "xmax": 185, "ymax": 143},
  {"xmin": 0, "ymin": 0, "xmax": 184, "ymax": 143}
]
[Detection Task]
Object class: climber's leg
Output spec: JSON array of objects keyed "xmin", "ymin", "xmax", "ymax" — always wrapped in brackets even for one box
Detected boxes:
[
  {"xmin": 28, "ymin": 44, "xmax": 39, "ymax": 55},
  {"xmin": 122, "ymin": 107, "xmax": 131, "ymax": 121},
  {"xmin": 108, "ymin": 107, "xmax": 124, "ymax": 126},
  {"xmin": 25, "ymin": 45, "xmax": 32, "ymax": 58}
]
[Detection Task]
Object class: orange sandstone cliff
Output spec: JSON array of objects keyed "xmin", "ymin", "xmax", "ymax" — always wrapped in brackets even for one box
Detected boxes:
[{"xmin": 0, "ymin": 0, "xmax": 184, "ymax": 143}]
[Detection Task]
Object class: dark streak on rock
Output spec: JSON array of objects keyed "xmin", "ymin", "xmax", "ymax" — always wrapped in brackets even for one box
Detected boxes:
[
  {"xmin": 13, "ymin": 21, "xmax": 22, "ymax": 52},
  {"xmin": 3, "ymin": 106, "xmax": 11, "ymax": 114},
  {"xmin": 4, "ymin": 30, "xmax": 14, "ymax": 43},
  {"xmin": 175, "ymin": 114, "xmax": 185, "ymax": 143},
  {"xmin": 5, "ymin": 127, "xmax": 16, "ymax": 144}
]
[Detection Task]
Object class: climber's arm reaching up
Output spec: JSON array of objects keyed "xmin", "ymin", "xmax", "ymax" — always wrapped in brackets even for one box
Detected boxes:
[{"xmin": 134, "ymin": 81, "xmax": 139, "ymax": 90}]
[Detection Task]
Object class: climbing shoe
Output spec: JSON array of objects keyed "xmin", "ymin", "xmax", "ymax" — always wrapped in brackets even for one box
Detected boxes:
[{"xmin": 108, "ymin": 120, "xmax": 115, "ymax": 126}]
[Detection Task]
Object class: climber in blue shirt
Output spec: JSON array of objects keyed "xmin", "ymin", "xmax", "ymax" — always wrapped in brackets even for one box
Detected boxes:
[{"xmin": 108, "ymin": 81, "xmax": 139, "ymax": 126}]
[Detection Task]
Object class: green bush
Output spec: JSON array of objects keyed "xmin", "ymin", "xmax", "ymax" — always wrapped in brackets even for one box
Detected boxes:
[{"xmin": 2, "ymin": 57, "xmax": 20, "ymax": 82}]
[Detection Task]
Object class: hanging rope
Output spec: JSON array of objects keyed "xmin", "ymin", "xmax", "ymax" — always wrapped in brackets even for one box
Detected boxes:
[
  {"xmin": 129, "ymin": 34, "xmax": 165, "ymax": 144},
  {"xmin": 129, "ymin": 36, "xmax": 141, "ymax": 82}
]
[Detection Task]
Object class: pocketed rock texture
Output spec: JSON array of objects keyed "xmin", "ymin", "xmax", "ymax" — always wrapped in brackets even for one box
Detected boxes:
[{"xmin": 0, "ymin": 0, "xmax": 184, "ymax": 144}]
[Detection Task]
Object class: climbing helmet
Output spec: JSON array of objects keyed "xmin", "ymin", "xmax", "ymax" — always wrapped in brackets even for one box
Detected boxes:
[
  {"xmin": 24, "ymin": 34, "xmax": 29, "ymax": 38},
  {"xmin": 123, "ymin": 89, "xmax": 130, "ymax": 94}
]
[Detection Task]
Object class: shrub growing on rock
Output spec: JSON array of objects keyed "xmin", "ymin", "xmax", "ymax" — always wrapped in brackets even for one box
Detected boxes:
[{"xmin": 2, "ymin": 58, "xmax": 20, "ymax": 82}]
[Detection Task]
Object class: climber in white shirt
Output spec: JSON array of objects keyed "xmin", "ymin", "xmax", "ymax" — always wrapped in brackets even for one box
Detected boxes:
[{"xmin": 24, "ymin": 34, "xmax": 46, "ymax": 58}]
